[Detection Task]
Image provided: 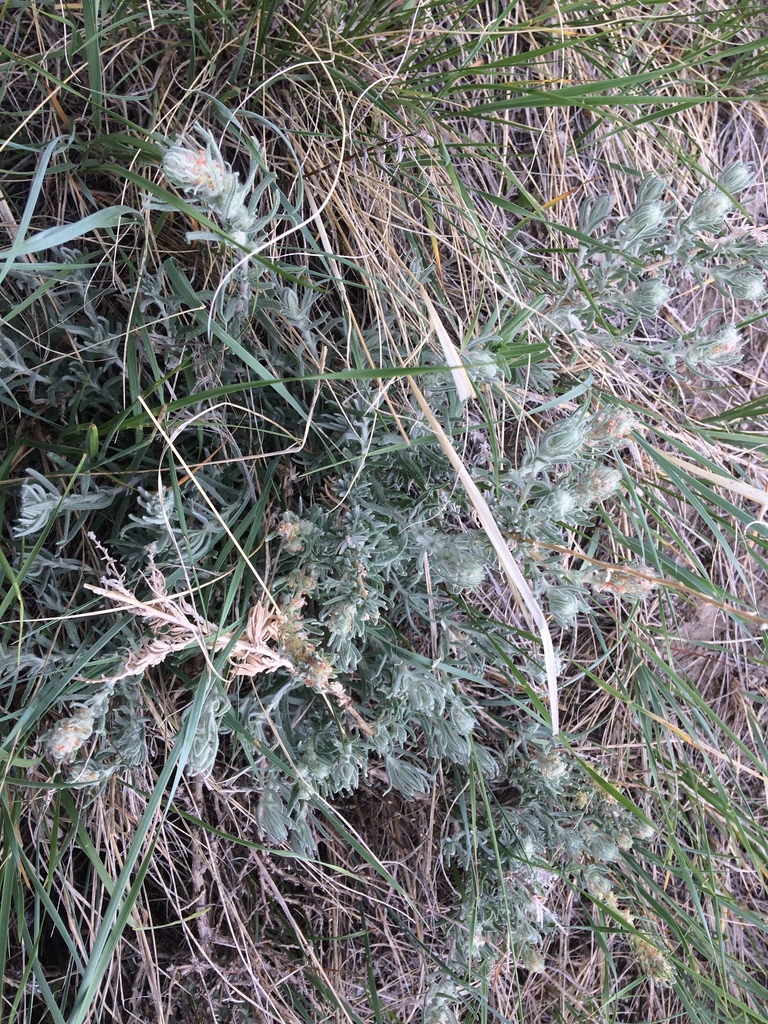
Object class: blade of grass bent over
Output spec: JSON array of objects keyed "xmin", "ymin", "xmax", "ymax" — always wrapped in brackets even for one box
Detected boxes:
[
  {"xmin": 418, "ymin": 285, "xmax": 476, "ymax": 403},
  {"xmin": 407, "ymin": 377, "xmax": 559, "ymax": 736}
]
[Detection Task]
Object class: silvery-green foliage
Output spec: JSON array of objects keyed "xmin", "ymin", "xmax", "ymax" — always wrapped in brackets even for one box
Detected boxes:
[
  {"xmin": 0, "ymin": 330, "xmax": 50, "ymax": 399},
  {"xmin": 546, "ymin": 163, "xmax": 762, "ymax": 374},
  {"xmin": 383, "ymin": 755, "xmax": 432, "ymax": 798},
  {"xmin": 423, "ymin": 977, "xmax": 461, "ymax": 1024},
  {"xmin": 8, "ymin": 143, "xmax": 753, "ymax": 1012},
  {"xmin": 578, "ymin": 192, "xmax": 614, "ymax": 234},
  {"xmin": 222, "ymin": 696, "xmax": 268, "ymax": 747},
  {"xmin": 235, "ymin": 441, "xmax": 510, "ymax": 825},
  {"xmin": 711, "ymin": 266, "xmax": 766, "ymax": 300},
  {"xmin": 439, "ymin": 725, "xmax": 650, "ymax": 975},
  {"xmin": 545, "ymin": 585, "xmax": 586, "ymax": 629},
  {"xmin": 184, "ymin": 684, "xmax": 232, "ymax": 777},
  {"xmin": 258, "ymin": 771, "xmax": 291, "ymax": 846},
  {"xmin": 123, "ymin": 486, "xmax": 177, "ymax": 531},
  {"xmin": 16, "ymin": 469, "xmax": 121, "ymax": 541},
  {"xmin": 5, "ymin": 223, "xmax": 656, "ymax": 871},
  {"xmin": 391, "ymin": 661, "xmax": 448, "ymax": 715},
  {"xmin": 461, "ymin": 348, "xmax": 505, "ymax": 384},
  {"xmin": 478, "ymin": 399, "xmax": 637, "ymax": 625},
  {"xmin": 420, "ymin": 703, "xmax": 475, "ymax": 764},
  {"xmin": 0, "ymin": 642, "xmax": 67, "ymax": 711},
  {"xmin": 117, "ymin": 475, "xmax": 246, "ymax": 570},
  {"xmin": 109, "ymin": 678, "xmax": 148, "ymax": 768},
  {"xmin": 17, "ymin": 546, "xmax": 85, "ymax": 613},
  {"xmin": 4, "ymin": 248, "xmax": 132, "ymax": 414},
  {"xmin": 277, "ymin": 284, "xmax": 333, "ymax": 365}
]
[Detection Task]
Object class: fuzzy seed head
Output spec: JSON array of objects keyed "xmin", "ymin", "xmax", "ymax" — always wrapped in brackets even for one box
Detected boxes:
[
  {"xmin": 575, "ymin": 465, "xmax": 623, "ymax": 503},
  {"xmin": 588, "ymin": 564, "xmax": 659, "ymax": 599},
  {"xmin": 687, "ymin": 189, "xmax": 732, "ymax": 232},
  {"xmin": 536, "ymin": 751, "xmax": 568, "ymax": 782},
  {"xmin": 712, "ymin": 267, "xmax": 766, "ymax": 301},
  {"xmin": 631, "ymin": 936, "xmax": 676, "ymax": 987},
  {"xmin": 538, "ymin": 486, "xmax": 580, "ymax": 522},
  {"xmin": 587, "ymin": 407, "xmax": 638, "ymax": 444},
  {"xmin": 586, "ymin": 868, "xmax": 614, "ymax": 901},
  {"xmin": 628, "ymin": 278, "xmax": 673, "ymax": 315},
  {"xmin": 67, "ymin": 764, "xmax": 108, "ymax": 784},
  {"xmin": 452, "ymin": 560, "xmax": 488, "ymax": 590},
  {"xmin": 718, "ymin": 161, "xmax": 754, "ymax": 195},
  {"xmin": 537, "ymin": 416, "xmax": 587, "ymax": 463},
  {"xmin": 326, "ymin": 601, "xmax": 358, "ymax": 638},
  {"xmin": 163, "ymin": 141, "xmax": 231, "ymax": 198},
  {"xmin": 730, "ymin": 272, "xmax": 765, "ymax": 301},
  {"xmin": 45, "ymin": 706, "xmax": 95, "ymax": 765},
  {"xmin": 616, "ymin": 831, "xmax": 634, "ymax": 851},
  {"xmin": 521, "ymin": 947, "xmax": 545, "ymax": 973},
  {"xmin": 689, "ymin": 324, "xmax": 744, "ymax": 369},
  {"xmin": 277, "ymin": 512, "xmax": 311, "ymax": 554}
]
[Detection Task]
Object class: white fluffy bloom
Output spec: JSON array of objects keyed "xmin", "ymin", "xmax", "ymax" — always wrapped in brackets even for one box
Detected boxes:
[{"xmin": 163, "ymin": 137, "xmax": 235, "ymax": 198}]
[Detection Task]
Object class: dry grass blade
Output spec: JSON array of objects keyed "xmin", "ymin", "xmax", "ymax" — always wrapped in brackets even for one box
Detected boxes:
[
  {"xmin": 407, "ymin": 376, "xmax": 560, "ymax": 736},
  {"xmin": 418, "ymin": 284, "xmax": 476, "ymax": 403},
  {"xmin": 648, "ymin": 443, "xmax": 768, "ymax": 507}
]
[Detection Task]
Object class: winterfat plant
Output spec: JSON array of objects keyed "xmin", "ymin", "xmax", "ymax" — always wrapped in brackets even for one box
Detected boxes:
[
  {"xmin": 437, "ymin": 725, "xmax": 660, "ymax": 979},
  {"xmin": 162, "ymin": 126, "xmax": 279, "ymax": 244},
  {"xmin": 543, "ymin": 163, "xmax": 763, "ymax": 375},
  {"xmin": 162, "ymin": 125, "xmax": 280, "ymax": 322},
  {"xmin": 15, "ymin": 469, "xmax": 121, "ymax": 542},
  {"xmin": 8, "ymin": 136, "xmax": 760, "ymax": 1024}
]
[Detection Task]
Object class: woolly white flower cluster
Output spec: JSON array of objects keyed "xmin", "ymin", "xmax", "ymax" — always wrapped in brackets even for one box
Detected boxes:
[{"xmin": 162, "ymin": 125, "xmax": 275, "ymax": 242}]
